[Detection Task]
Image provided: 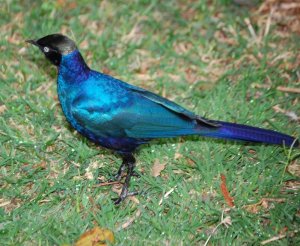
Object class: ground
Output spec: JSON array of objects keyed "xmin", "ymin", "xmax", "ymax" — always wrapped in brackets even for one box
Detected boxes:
[{"xmin": 1, "ymin": 0, "xmax": 300, "ymax": 245}]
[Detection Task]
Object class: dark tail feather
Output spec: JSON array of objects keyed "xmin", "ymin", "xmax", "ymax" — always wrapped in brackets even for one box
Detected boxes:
[{"xmin": 202, "ymin": 121, "xmax": 298, "ymax": 147}]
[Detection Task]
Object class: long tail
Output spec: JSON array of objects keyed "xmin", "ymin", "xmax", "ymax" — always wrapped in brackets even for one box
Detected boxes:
[{"xmin": 202, "ymin": 121, "xmax": 298, "ymax": 147}]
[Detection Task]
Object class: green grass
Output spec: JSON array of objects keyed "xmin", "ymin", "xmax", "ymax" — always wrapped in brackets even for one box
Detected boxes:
[{"xmin": 1, "ymin": 0, "xmax": 300, "ymax": 245}]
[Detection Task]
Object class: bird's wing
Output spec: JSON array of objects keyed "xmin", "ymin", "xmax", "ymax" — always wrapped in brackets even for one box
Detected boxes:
[
  {"xmin": 71, "ymin": 84, "xmax": 219, "ymax": 139},
  {"xmin": 125, "ymin": 85, "xmax": 220, "ymax": 127},
  {"xmin": 92, "ymin": 71, "xmax": 219, "ymax": 127}
]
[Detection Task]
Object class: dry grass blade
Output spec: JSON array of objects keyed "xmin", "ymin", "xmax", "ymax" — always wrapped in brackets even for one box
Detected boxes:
[
  {"xmin": 93, "ymin": 181, "xmax": 121, "ymax": 187},
  {"xmin": 260, "ymin": 229, "xmax": 299, "ymax": 245},
  {"xmin": 117, "ymin": 209, "xmax": 142, "ymax": 231},
  {"xmin": 276, "ymin": 86, "xmax": 300, "ymax": 94},
  {"xmin": 258, "ymin": 0, "xmax": 300, "ymax": 34},
  {"xmin": 159, "ymin": 186, "xmax": 177, "ymax": 205},
  {"xmin": 244, "ymin": 17, "xmax": 258, "ymax": 41},
  {"xmin": 204, "ymin": 210, "xmax": 232, "ymax": 246}
]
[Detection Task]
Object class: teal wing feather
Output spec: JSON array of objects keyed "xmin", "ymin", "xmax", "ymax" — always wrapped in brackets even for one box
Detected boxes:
[
  {"xmin": 126, "ymin": 85, "xmax": 220, "ymax": 127},
  {"xmin": 70, "ymin": 73, "xmax": 219, "ymax": 140}
]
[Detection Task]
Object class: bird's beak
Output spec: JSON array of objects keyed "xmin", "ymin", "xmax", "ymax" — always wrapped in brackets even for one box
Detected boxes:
[{"xmin": 26, "ymin": 39, "xmax": 38, "ymax": 46}]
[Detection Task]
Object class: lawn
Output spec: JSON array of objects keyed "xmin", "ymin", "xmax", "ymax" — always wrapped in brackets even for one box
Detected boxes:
[{"xmin": 1, "ymin": 0, "xmax": 300, "ymax": 245}]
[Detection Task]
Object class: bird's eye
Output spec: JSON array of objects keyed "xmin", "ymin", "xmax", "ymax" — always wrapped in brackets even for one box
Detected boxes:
[{"xmin": 43, "ymin": 47, "xmax": 50, "ymax": 53}]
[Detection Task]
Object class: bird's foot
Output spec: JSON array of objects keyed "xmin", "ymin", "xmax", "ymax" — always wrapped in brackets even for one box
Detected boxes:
[{"xmin": 113, "ymin": 190, "xmax": 139, "ymax": 205}]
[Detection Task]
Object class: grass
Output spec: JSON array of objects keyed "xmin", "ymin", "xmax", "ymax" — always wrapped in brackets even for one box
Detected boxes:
[{"xmin": 1, "ymin": 0, "xmax": 300, "ymax": 245}]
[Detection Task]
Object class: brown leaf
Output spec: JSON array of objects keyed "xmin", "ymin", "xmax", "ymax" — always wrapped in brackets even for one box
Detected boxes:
[
  {"xmin": 102, "ymin": 67, "xmax": 113, "ymax": 75},
  {"xmin": 244, "ymin": 198, "xmax": 286, "ymax": 213},
  {"xmin": 281, "ymin": 180, "xmax": 300, "ymax": 192},
  {"xmin": 186, "ymin": 157, "xmax": 196, "ymax": 167},
  {"xmin": 79, "ymin": 40, "xmax": 89, "ymax": 50},
  {"xmin": 181, "ymin": 7, "xmax": 197, "ymax": 20},
  {"xmin": 173, "ymin": 42, "xmax": 192, "ymax": 54},
  {"xmin": 32, "ymin": 161, "xmax": 47, "ymax": 170},
  {"xmin": 151, "ymin": 159, "xmax": 166, "ymax": 177},
  {"xmin": 174, "ymin": 152, "xmax": 183, "ymax": 160},
  {"xmin": 75, "ymin": 227, "xmax": 114, "ymax": 246},
  {"xmin": 244, "ymin": 202, "xmax": 260, "ymax": 214},
  {"xmin": 287, "ymin": 159, "xmax": 300, "ymax": 177},
  {"xmin": 0, "ymin": 105, "xmax": 7, "ymax": 114},
  {"xmin": 121, "ymin": 20, "xmax": 146, "ymax": 44},
  {"xmin": 272, "ymin": 105, "xmax": 300, "ymax": 122},
  {"xmin": 57, "ymin": 0, "xmax": 77, "ymax": 9}
]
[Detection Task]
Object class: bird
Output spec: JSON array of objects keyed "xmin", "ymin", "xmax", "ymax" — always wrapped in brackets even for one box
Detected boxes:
[{"xmin": 27, "ymin": 34, "xmax": 298, "ymax": 204}]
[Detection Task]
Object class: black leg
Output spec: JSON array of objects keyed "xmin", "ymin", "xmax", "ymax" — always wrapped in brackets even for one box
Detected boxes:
[
  {"xmin": 110, "ymin": 161, "xmax": 126, "ymax": 182},
  {"xmin": 109, "ymin": 154, "xmax": 141, "ymax": 182},
  {"xmin": 113, "ymin": 153, "xmax": 138, "ymax": 205}
]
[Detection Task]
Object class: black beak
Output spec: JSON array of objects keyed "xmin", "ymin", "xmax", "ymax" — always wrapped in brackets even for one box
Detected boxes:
[{"xmin": 26, "ymin": 39, "xmax": 38, "ymax": 46}]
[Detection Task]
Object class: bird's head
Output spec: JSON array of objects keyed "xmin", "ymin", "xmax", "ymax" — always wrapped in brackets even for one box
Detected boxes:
[{"xmin": 27, "ymin": 34, "xmax": 77, "ymax": 66}]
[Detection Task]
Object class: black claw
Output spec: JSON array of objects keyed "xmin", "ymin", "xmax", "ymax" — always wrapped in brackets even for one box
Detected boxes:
[
  {"xmin": 132, "ymin": 170, "xmax": 141, "ymax": 178},
  {"xmin": 112, "ymin": 191, "xmax": 139, "ymax": 205},
  {"xmin": 112, "ymin": 197, "xmax": 123, "ymax": 205},
  {"xmin": 108, "ymin": 175, "xmax": 121, "ymax": 183},
  {"xmin": 109, "ymin": 167, "xmax": 140, "ymax": 182}
]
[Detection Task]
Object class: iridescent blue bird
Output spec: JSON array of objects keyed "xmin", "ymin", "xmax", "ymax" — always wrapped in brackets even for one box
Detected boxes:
[{"xmin": 27, "ymin": 34, "xmax": 298, "ymax": 204}]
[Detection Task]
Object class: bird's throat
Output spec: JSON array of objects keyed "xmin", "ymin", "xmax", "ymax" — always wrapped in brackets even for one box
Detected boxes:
[{"xmin": 58, "ymin": 50, "xmax": 90, "ymax": 83}]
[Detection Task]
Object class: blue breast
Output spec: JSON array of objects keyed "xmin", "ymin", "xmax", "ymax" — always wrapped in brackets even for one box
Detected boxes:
[{"xmin": 57, "ymin": 50, "xmax": 146, "ymax": 152}]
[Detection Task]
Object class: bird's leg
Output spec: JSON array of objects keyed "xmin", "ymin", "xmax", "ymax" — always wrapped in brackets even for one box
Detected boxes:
[
  {"xmin": 110, "ymin": 161, "xmax": 126, "ymax": 181},
  {"xmin": 110, "ymin": 155, "xmax": 140, "ymax": 181},
  {"xmin": 113, "ymin": 153, "xmax": 138, "ymax": 205}
]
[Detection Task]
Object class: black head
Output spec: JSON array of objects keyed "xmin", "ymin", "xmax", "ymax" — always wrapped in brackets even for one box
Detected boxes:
[{"xmin": 27, "ymin": 34, "xmax": 77, "ymax": 66}]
